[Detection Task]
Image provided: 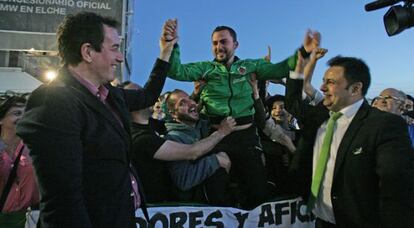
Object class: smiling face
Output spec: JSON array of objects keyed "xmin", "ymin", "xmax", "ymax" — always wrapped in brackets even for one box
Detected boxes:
[
  {"xmin": 211, "ymin": 30, "xmax": 238, "ymax": 65},
  {"xmin": 372, "ymin": 88, "xmax": 405, "ymax": 115},
  {"xmin": 0, "ymin": 104, "xmax": 25, "ymax": 135},
  {"xmin": 271, "ymin": 100, "xmax": 286, "ymax": 123},
  {"xmin": 170, "ymin": 91, "xmax": 199, "ymax": 125},
  {"xmin": 90, "ymin": 25, "xmax": 124, "ymax": 85},
  {"xmin": 320, "ymin": 66, "xmax": 359, "ymax": 112}
]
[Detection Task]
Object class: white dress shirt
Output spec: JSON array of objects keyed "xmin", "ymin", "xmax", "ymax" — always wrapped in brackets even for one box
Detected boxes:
[{"xmin": 312, "ymin": 99, "xmax": 364, "ymax": 223}]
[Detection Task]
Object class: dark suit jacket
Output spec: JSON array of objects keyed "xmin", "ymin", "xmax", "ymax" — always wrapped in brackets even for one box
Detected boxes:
[
  {"xmin": 16, "ymin": 59, "xmax": 169, "ymax": 228},
  {"xmin": 286, "ymin": 78, "xmax": 414, "ymax": 228}
]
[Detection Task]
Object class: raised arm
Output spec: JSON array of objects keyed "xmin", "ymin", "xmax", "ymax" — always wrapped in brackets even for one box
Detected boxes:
[
  {"xmin": 248, "ymin": 73, "xmax": 267, "ymax": 129},
  {"xmin": 166, "ymin": 19, "xmax": 206, "ymax": 82},
  {"xmin": 124, "ymin": 19, "xmax": 178, "ymax": 110},
  {"xmin": 284, "ymin": 52, "xmax": 307, "ymax": 123},
  {"xmin": 159, "ymin": 18, "xmax": 178, "ymax": 61},
  {"xmin": 255, "ymin": 30, "xmax": 321, "ymax": 81},
  {"xmin": 303, "ymin": 48, "xmax": 327, "ymax": 103}
]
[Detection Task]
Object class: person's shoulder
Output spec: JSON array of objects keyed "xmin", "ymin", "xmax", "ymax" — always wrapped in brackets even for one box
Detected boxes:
[
  {"xmin": 25, "ymin": 78, "xmax": 83, "ymax": 121},
  {"xmin": 368, "ymin": 106, "xmax": 402, "ymax": 121},
  {"xmin": 31, "ymin": 78, "xmax": 74, "ymax": 100},
  {"xmin": 366, "ymin": 106, "xmax": 407, "ymax": 129}
]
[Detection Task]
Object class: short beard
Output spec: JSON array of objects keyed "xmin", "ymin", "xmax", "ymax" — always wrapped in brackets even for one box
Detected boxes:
[
  {"xmin": 176, "ymin": 113, "xmax": 198, "ymax": 124},
  {"xmin": 215, "ymin": 56, "xmax": 229, "ymax": 65},
  {"xmin": 215, "ymin": 50, "xmax": 233, "ymax": 65}
]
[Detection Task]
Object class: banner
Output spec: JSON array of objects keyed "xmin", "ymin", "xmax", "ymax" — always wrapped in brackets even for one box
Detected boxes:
[
  {"xmin": 25, "ymin": 197, "xmax": 315, "ymax": 228},
  {"xmin": 135, "ymin": 197, "xmax": 315, "ymax": 228},
  {"xmin": 0, "ymin": 0, "xmax": 123, "ymax": 33},
  {"xmin": 0, "ymin": 0, "xmax": 124, "ymax": 51}
]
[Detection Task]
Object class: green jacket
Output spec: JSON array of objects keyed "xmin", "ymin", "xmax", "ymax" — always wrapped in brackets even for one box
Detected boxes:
[{"xmin": 167, "ymin": 45, "xmax": 298, "ymax": 119}]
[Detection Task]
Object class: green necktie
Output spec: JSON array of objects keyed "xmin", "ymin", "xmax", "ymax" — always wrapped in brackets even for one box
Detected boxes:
[{"xmin": 307, "ymin": 112, "xmax": 343, "ymax": 212}]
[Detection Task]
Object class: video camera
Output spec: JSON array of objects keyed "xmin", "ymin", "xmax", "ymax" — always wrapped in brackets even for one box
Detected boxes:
[{"xmin": 365, "ymin": 0, "xmax": 414, "ymax": 36}]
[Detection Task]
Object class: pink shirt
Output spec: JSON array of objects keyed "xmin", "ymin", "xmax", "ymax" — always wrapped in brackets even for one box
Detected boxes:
[
  {"xmin": 70, "ymin": 73, "xmax": 141, "ymax": 209},
  {"xmin": 0, "ymin": 141, "xmax": 39, "ymax": 212}
]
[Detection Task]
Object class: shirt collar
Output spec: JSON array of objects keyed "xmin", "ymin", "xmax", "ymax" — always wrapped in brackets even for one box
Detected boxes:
[
  {"xmin": 331, "ymin": 98, "xmax": 364, "ymax": 120},
  {"xmin": 70, "ymin": 71, "xmax": 109, "ymax": 102},
  {"xmin": 213, "ymin": 56, "xmax": 240, "ymax": 64}
]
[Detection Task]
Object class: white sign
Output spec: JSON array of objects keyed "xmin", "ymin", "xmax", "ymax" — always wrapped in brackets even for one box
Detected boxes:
[{"xmin": 25, "ymin": 197, "xmax": 315, "ymax": 228}]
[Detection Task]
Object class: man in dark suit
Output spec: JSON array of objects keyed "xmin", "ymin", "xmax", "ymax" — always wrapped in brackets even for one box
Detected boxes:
[
  {"xmin": 16, "ymin": 13, "xmax": 177, "ymax": 227},
  {"xmin": 287, "ymin": 55, "xmax": 414, "ymax": 227}
]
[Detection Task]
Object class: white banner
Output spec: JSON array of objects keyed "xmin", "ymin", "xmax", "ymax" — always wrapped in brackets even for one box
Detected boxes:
[
  {"xmin": 26, "ymin": 197, "xmax": 315, "ymax": 228},
  {"xmin": 137, "ymin": 197, "xmax": 314, "ymax": 228}
]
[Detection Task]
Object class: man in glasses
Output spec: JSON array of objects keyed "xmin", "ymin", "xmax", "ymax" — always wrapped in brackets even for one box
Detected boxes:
[
  {"xmin": 372, "ymin": 88, "xmax": 406, "ymax": 115},
  {"xmin": 372, "ymin": 88, "xmax": 414, "ymax": 146}
]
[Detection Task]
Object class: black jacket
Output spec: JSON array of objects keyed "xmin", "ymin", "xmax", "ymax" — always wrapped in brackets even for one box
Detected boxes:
[
  {"xmin": 17, "ymin": 59, "xmax": 169, "ymax": 228},
  {"xmin": 286, "ymin": 77, "xmax": 414, "ymax": 228}
]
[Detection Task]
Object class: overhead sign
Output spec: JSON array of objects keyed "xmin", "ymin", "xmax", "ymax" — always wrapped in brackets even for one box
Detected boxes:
[
  {"xmin": 0, "ymin": 0, "xmax": 125, "ymax": 51},
  {"xmin": 0, "ymin": 0, "xmax": 123, "ymax": 33}
]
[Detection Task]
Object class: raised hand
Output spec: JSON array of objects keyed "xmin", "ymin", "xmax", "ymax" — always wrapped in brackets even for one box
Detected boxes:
[
  {"xmin": 162, "ymin": 18, "xmax": 178, "ymax": 41},
  {"xmin": 311, "ymin": 47, "xmax": 328, "ymax": 61},
  {"xmin": 303, "ymin": 29, "xmax": 321, "ymax": 53},
  {"xmin": 159, "ymin": 18, "xmax": 178, "ymax": 61}
]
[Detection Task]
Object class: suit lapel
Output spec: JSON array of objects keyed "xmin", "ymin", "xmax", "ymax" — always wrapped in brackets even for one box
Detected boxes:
[
  {"xmin": 333, "ymin": 101, "xmax": 370, "ymax": 179},
  {"xmin": 59, "ymin": 68, "xmax": 130, "ymax": 141}
]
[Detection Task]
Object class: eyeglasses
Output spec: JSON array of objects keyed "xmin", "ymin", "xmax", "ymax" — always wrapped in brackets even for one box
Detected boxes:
[{"xmin": 373, "ymin": 95, "xmax": 404, "ymax": 103}]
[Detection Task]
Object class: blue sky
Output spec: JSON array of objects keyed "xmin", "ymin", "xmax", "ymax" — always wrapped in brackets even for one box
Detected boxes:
[{"xmin": 129, "ymin": 0, "xmax": 413, "ymax": 98}]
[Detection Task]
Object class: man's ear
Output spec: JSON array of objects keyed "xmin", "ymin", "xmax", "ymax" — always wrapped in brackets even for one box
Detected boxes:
[
  {"xmin": 80, "ymin": 43, "xmax": 93, "ymax": 63},
  {"xmin": 234, "ymin": 40, "xmax": 239, "ymax": 49},
  {"xmin": 351, "ymin": 82, "xmax": 363, "ymax": 95}
]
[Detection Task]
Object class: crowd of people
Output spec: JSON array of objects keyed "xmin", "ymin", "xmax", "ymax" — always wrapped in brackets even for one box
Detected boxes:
[{"xmin": 1, "ymin": 11, "xmax": 414, "ymax": 228}]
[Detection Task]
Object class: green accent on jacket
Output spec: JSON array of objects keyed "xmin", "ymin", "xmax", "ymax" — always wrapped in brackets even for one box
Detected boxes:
[{"xmin": 167, "ymin": 45, "xmax": 297, "ymax": 118}]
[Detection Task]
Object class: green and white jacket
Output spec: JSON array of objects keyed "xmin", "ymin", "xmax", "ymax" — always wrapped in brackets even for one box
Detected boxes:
[{"xmin": 167, "ymin": 44, "xmax": 298, "ymax": 121}]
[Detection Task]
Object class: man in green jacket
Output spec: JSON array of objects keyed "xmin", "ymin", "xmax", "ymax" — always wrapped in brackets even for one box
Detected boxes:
[{"xmin": 165, "ymin": 18, "xmax": 321, "ymax": 209}]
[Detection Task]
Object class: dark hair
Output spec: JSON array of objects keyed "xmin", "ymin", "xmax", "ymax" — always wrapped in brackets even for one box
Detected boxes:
[
  {"xmin": 407, "ymin": 94, "xmax": 414, "ymax": 102},
  {"xmin": 265, "ymin": 95, "xmax": 285, "ymax": 112},
  {"xmin": 0, "ymin": 96, "xmax": 26, "ymax": 120},
  {"xmin": 57, "ymin": 11, "xmax": 119, "ymax": 66},
  {"xmin": 212, "ymin": 26, "xmax": 237, "ymax": 42},
  {"xmin": 327, "ymin": 56, "xmax": 371, "ymax": 96}
]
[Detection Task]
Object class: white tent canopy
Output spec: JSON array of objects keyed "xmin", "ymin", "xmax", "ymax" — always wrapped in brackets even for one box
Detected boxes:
[{"xmin": 0, "ymin": 67, "xmax": 43, "ymax": 94}]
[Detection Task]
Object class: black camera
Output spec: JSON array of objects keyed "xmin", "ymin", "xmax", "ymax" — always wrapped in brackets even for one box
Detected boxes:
[{"xmin": 365, "ymin": 0, "xmax": 414, "ymax": 36}]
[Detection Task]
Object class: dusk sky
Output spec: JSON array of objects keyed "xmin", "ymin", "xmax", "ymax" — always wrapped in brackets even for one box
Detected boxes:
[{"xmin": 129, "ymin": 1, "xmax": 413, "ymax": 98}]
